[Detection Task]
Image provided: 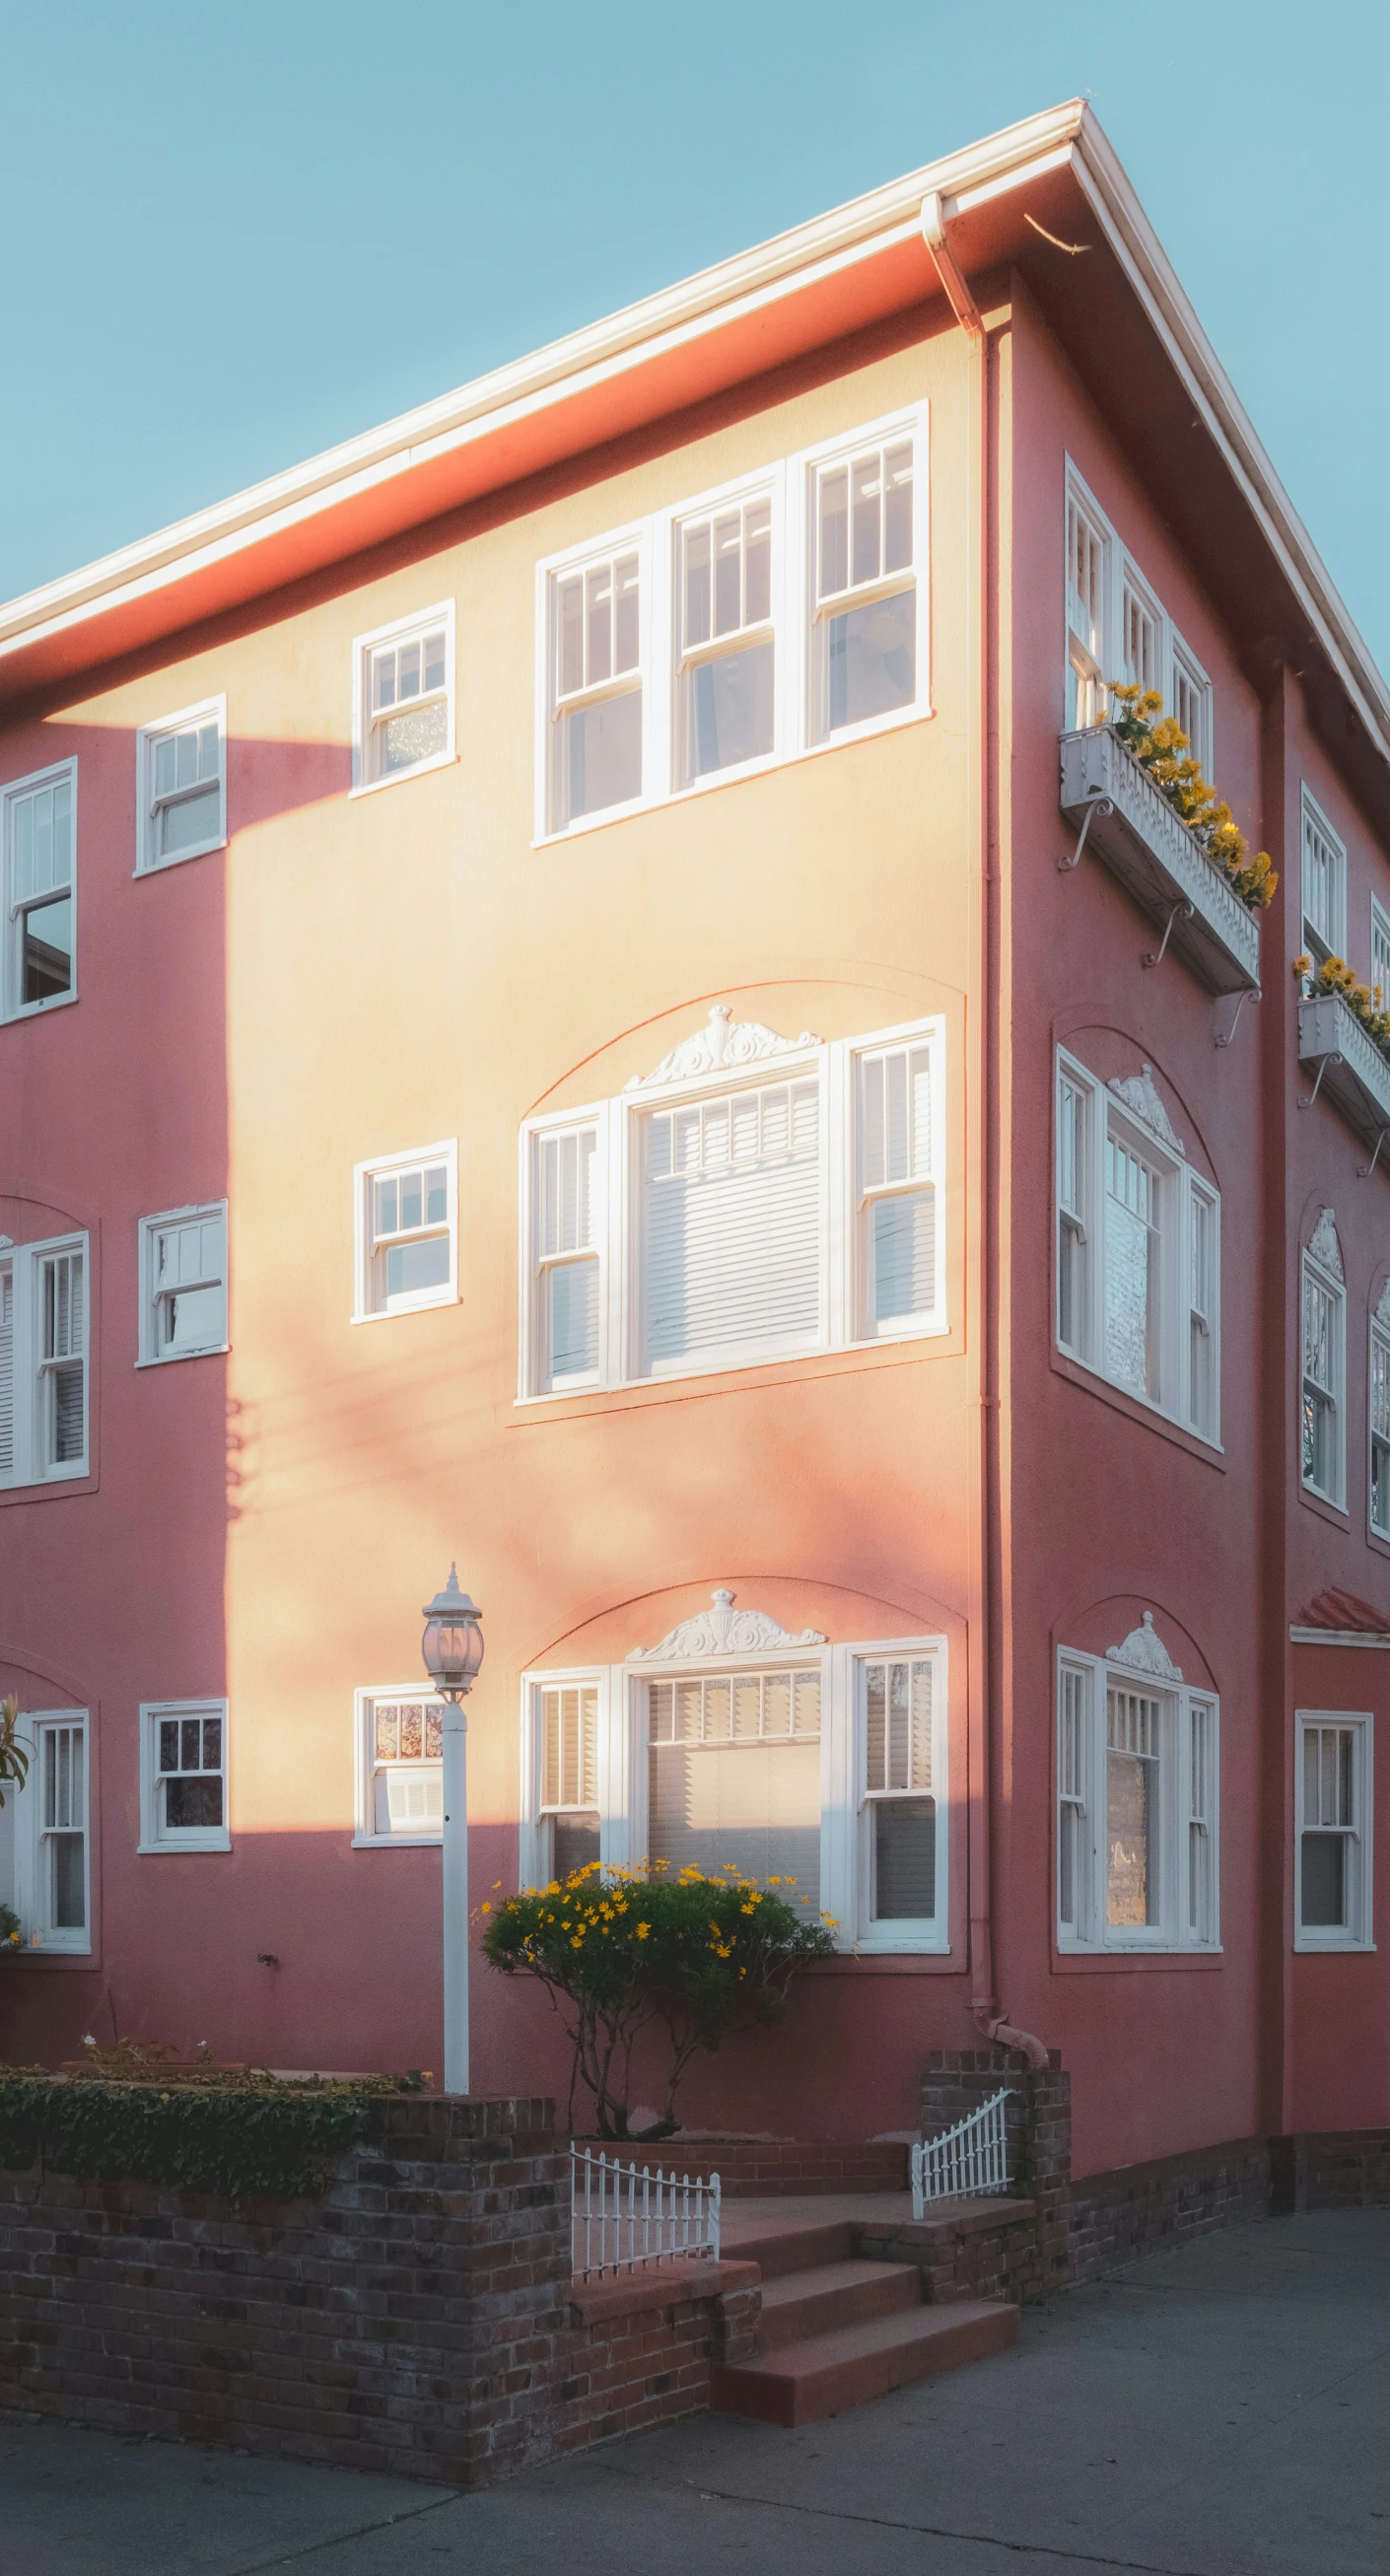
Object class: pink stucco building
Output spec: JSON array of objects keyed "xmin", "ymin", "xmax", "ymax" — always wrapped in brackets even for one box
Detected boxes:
[{"xmin": 3, "ymin": 102, "xmax": 1389, "ymax": 2181}]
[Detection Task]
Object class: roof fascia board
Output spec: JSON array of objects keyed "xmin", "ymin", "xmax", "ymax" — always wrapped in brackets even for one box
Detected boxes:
[
  {"xmin": 1070, "ymin": 115, "xmax": 1390, "ymax": 761},
  {"xmin": 0, "ymin": 103, "xmax": 1086, "ymax": 680},
  {"xmin": 1289, "ymin": 1626, "xmax": 1390, "ymax": 1649}
]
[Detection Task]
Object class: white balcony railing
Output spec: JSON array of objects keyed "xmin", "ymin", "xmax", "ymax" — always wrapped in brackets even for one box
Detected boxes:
[
  {"xmin": 911, "ymin": 2088, "xmax": 1013, "ymax": 2220},
  {"xmin": 1060, "ymin": 726, "xmax": 1262, "ymax": 998},
  {"xmin": 571, "ymin": 2143, "xmax": 722, "ymax": 2280},
  {"xmin": 1298, "ymin": 992, "xmax": 1390, "ymax": 1160}
]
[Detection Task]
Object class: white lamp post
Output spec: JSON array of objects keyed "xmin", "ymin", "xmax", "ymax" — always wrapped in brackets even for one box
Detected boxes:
[{"xmin": 420, "ymin": 1565, "xmax": 484, "ymax": 2096}]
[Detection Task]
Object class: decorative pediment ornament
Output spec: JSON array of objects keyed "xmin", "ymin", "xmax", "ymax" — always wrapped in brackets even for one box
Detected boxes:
[
  {"xmin": 1106, "ymin": 1065, "xmax": 1185, "ymax": 1157},
  {"xmin": 1106, "ymin": 1610, "xmax": 1184, "ymax": 1683},
  {"xmin": 625, "ymin": 1005, "xmax": 821, "ymax": 1092},
  {"xmin": 1308, "ymin": 1208, "xmax": 1344, "ymax": 1282},
  {"xmin": 1375, "ymin": 1276, "xmax": 1390, "ymax": 1330},
  {"xmin": 627, "ymin": 1589, "xmax": 827, "ymax": 1663}
]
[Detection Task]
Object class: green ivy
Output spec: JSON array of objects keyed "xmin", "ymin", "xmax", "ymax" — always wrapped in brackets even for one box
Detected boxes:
[{"xmin": 0, "ymin": 2070, "xmax": 416, "ymax": 2204}]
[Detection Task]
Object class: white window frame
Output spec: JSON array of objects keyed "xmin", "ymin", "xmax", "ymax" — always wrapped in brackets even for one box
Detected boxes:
[
  {"xmin": 1301, "ymin": 1232, "xmax": 1346, "ymax": 1509},
  {"xmin": 1055, "ymin": 1648, "xmax": 1219, "ymax": 1953},
  {"xmin": 1301, "ymin": 786, "xmax": 1347, "ymax": 965},
  {"xmin": 136, "ymin": 1202, "xmax": 229, "ymax": 1365},
  {"xmin": 0, "ymin": 1229, "xmax": 90, "ymax": 1490},
  {"xmin": 1054, "ymin": 1049, "xmax": 1220, "ymax": 1445},
  {"xmin": 1372, "ymin": 1307, "xmax": 1390, "ymax": 1542},
  {"xmin": 353, "ymin": 1140, "xmax": 458, "ymax": 1323},
  {"xmin": 1370, "ymin": 894, "xmax": 1390, "ymax": 1012},
  {"xmin": 518, "ymin": 1014, "xmax": 945, "ymax": 1401},
  {"xmin": 2, "ymin": 757, "xmax": 78, "ymax": 1024},
  {"xmin": 353, "ymin": 1686, "xmax": 446, "ymax": 1848},
  {"xmin": 519, "ymin": 1634, "xmax": 948, "ymax": 1955},
  {"xmin": 12, "ymin": 1708, "xmax": 92, "ymax": 1952},
  {"xmin": 134, "ymin": 697, "xmax": 227, "ymax": 875},
  {"xmin": 1062, "ymin": 462, "xmax": 1213, "ymax": 765},
  {"xmin": 534, "ymin": 407, "xmax": 930, "ymax": 843},
  {"xmin": 1295, "ymin": 1711, "xmax": 1373, "ymax": 1952},
  {"xmin": 138, "ymin": 1700, "xmax": 230, "ymax": 1853},
  {"xmin": 351, "ymin": 601, "xmax": 455, "ymax": 797}
]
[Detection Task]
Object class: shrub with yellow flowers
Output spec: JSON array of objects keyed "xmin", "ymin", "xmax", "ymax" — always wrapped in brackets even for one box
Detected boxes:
[
  {"xmin": 1294, "ymin": 949, "xmax": 1390, "ymax": 1058},
  {"xmin": 479, "ymin": 1861, "xmax": 837, "ymax": 2140},
  {"xmin": 1106, "ymin": 685, "xmax": 1277, "ymax": 912}
]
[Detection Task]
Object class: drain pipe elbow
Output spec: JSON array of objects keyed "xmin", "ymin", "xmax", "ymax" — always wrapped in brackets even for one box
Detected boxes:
[{"xmin": 973, "ymin": 2004, "xmax": 1050, "ymax": 2071}]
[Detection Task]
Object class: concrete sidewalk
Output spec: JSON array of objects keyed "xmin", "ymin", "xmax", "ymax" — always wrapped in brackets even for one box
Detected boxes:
[{"xmin": 4, "ymin": 2208, "xmax": 1389, "ymax": 2575}]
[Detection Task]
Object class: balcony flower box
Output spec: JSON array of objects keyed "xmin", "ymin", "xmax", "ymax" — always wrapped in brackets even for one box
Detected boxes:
[
  {"xmin": 1298, "ymin": 992, "xmax": 1390, "ymax": 1150},
  {"xmin": 1060, "ymin": 725, "xmax": 1262, "ymax": 998}
]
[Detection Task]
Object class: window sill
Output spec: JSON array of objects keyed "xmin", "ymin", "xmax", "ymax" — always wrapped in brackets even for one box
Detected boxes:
[
  {"xmin": 137, "ymin": 1836, "xmax": 231, "ymax": 1855},
  {"xmin": 349, "ymin": 750, "xmax": 457, "ymax": 801},
  {"xmin": 11, "ymin": 1940, "xmax": 94, "ymax": 1961},
  {"xmin": 133, "ymin": 836, "xmax": 227, "ymax": 878},
  {"xmin": 350, "ymin": 1294, "xmax": 459, "ymax": 1326},
  {"xmin": 1293, "ymin": 1934, "xmax": 1375, "ymax": 1954},
  {"xmin": 516, "ymin": 1329, "xmax": 956, "ymax": 1417},
  {"xmin": 851, "ymin": 1932, "xmax": 950, "ymax": 1956},
  {"xmin": 1053, "ymin": 1943, "xmax": 1223, "ymax": 1971},
  {"xmin": 1299, "ymin": 1482, "xmax": 1350, "ymax": 1530},
  {"xmin": 530, "ymin": 702, "xmax": 934, "ymax": 850},
  {"xmin": 136, "ymin": 1345, "xmax": 229, "ymax": 1368},
  {"xmin": 0, "ymin": 1465, "xmax": 98, "ymax": 1507},
  {"xmin": 351, "ymin": 1832, "xmax": 443, "ymax": 1849},
  {"xmin": 2, "ymin": 989, "xmax": 78, "ymax": 1028},
  {"xmin": 1050, "ymin": 1349, "xmax": 1224, "ymax": 1465}
]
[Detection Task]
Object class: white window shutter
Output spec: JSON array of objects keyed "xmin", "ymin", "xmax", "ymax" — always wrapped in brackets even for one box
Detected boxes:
[{"xmin": 642, "ymin": 1077, "xmax": 820, "ymax": 1368}]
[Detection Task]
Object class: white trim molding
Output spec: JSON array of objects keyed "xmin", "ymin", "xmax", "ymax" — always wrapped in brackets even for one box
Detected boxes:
[
  {"xmin": 628, "ymin": 1590, "xmax": 827, "ymax": 1663},
  {"xmin": 625, "ymin": 1008, "xmax": 822, "ymax": 1092}
]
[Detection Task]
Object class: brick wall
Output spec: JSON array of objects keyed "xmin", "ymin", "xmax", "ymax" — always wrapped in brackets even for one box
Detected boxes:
[
  {"xmin": 580, "ymin": 2138, "xmax": 909, "ymax": 2197},
  {"xmin": 1273, "ymin": 2129, "xmax": 1390, "ymax": 2212},
  {"xmin": 0, "ymin": 2094, "xmax": 762, "ymax": 2490}
]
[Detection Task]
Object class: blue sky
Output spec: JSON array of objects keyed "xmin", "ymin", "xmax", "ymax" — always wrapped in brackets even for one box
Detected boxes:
[{"xmin": 4, "ymin": 1, "xmax": 1387, "ymax": 670}]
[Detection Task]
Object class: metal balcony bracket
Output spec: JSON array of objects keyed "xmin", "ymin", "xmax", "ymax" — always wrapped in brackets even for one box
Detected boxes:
[
  {"xmin": 1058, "ymin": 796, "xmax": 1113, "ymax": 872},
  {"xmin": 1215, "ymin": 987, "xmax": 1260, "ymax": 1050},
  {"xmin": 1359, "ymin": 1127, "xmax": 1390, "ymax": 1180},
  {"xmin": 1298, "ymin": 1053, "xmax": 1338, "ymax": 1111},
  {"xmin": 1142, "ymin": 900, "xmax": 1195, "ymax": 972}
]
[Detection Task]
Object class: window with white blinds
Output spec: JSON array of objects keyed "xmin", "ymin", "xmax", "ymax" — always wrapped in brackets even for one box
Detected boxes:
[
  {"xmin": 1056, "ymin": 1646, "xmax": 1218, "ymax": 1950},
  {"xmin": 862, "ymin": 1655, "xmax": 938, "ymax": 1926},
  {"xmin": 538, "ymin": 1682, "xmax": 601, "ymax": 1877},
  {"xmin": 139, "ymin": 1203, "xmax": 228, "ymax": 1363},
  {"xmin": 643, "ymin": 1078, "xmax": 821, "ymax": 1372},
  {"xmin": 0, "ymin": 1234, "xmax": 89, "ymax": 1488},
  {"xmin": 647, "ymin": 1670, "xmax": 823, "ymax": 1909},
  {"xmin": 1301, "ymin": 788, "xmax": 1346, "ymax": 962},
  {"xmin": 521, "ymin": 1013, "xmax": 944, "ymax": 1397}
]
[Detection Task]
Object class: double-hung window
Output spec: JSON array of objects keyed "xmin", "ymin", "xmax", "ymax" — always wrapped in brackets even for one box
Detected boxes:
[
  {"xmin": 2, "ymin": 760, "xmax": 76, "ymax": 1020},
  {"xmin": 353, "ymin": 605, "xmax": 454, "ymax": 791},
  {"xmin": 138, "ymin": 1204, "xmax": 228, "ymax": 1363},
  {"xmin": 1055, "ymin": 1051, "xmax": 1219, "ymax": 1442},
  {"xmin": 0, "ymin": 1234, "xmax": 89, "ymax": 1488},
  {"xmin": 521, "ymin": 1622, "xmax": 947, "ymax": 1950},
  {"xmin": 1296, "ymin": 1713, "xmax": 1372, "ymax": 1949},
  {"xmin": 355, "ymin": 1143, "xmax": 457, "ymax": 1320},
  {"xmin": 520, "ymin": 1012, "xmax": 945, "ymax": 1397},
  {"xmin": 1372, "ymin": 896, "xmax": 1390, "ymax": 1014},
  {"xmin": 1056, "ymin": 1638, "xmax": 1218, "ymax": 1950},
  {"xmin": 354, "ymin": 1690, "xmax": 445, "ymax": 1844},
  {"xmin": 9, "ymin": 1710, "xmax": 91, "ymax": 1950},
  {"xmin": 1063, "ymin": 463, "xmax": 1213, "ymax": 761},
  {"xmin": 136, "ymin": 701, "xmax": 226, "ymax": 871},
  {"xmin": 1301, "ymin": 1219, "xmax": 1345, "ymax": 1506},
  {"xmin": 1301, "ymin": 789, "xmax": 1347, "ymax": 964},
  {"xmin": 140, "ymin": 1702, "xmax": 229, "ymax": 1850},
  {"xmin": 809, "ymin": 431, "xmax": 917, "ymax": 740},
  {"xmin": 537, "ymin": 408, "xmax": 928, "ymax": 837},
  {"xmin": 1372, "ymin": 1299, "xmax": 1390, "ymax": 1541}
]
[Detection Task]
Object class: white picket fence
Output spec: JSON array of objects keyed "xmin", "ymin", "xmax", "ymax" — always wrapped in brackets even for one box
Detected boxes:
[
  {"xmin": 571, "ymin": 2144, "xmax": 722, "ymax": 2280},
  {"xmin": 911, "ymin": 2088, "xmax": 1013, "ymax": 2220}
]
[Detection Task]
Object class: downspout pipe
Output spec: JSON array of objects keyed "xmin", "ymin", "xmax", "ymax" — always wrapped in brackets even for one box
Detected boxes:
[{"xmin": 920, "ymin": 194, "xmax": 1049, "ymax": 2075}]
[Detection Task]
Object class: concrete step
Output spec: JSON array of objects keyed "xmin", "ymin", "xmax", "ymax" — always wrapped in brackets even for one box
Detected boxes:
[
  {"xmin": 757, "ymin": 2258, "xmax": 921, "ymax": 2350},
  {"xmin": 721, "ymin": 2217, "xmax": 856, "ymax": 2280},
  {"xmin": 713, "ymin": 2298, "xmax": 1019, "ymax": 2427}
]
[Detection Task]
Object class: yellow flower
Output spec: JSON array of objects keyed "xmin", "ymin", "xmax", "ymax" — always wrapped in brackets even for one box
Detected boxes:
[
  {"xmin": 480, "ymin": 1902, "xmax": 491, "ymax": 1914},
  {"xmin": 636, "ymin": 1922, "xmax": 651, "ymax": 1939}
]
